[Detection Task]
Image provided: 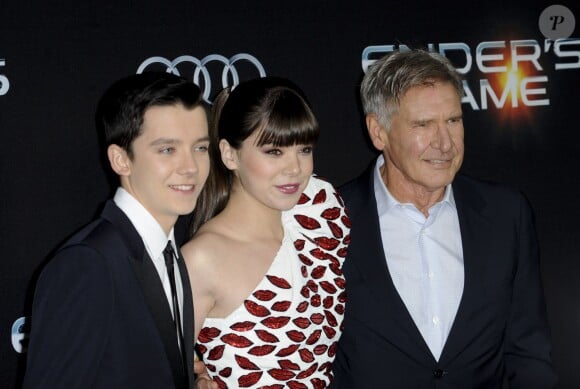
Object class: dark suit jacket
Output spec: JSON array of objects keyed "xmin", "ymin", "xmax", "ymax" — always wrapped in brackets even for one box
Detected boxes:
[
  {"xmin": 332, "ymin": 162, "xmax": 557, "ymax": 388},
  {"xmin": 24, "ymin": 201, "xmax": 195, "ymax": 389}
]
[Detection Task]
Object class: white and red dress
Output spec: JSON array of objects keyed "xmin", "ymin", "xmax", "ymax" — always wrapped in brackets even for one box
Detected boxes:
[{"xmin": 197, "ymin": 176, "xmax": 350, "ymax": 389}]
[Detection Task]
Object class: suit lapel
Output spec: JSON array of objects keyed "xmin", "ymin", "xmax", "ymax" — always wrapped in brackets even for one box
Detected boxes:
[
  {"xmin": 176, "ymin": 249, "xmax": 194, "ymax": 387},
  {"xmin": 101, "ymin": 201, "xmax": 188, "ymax": 388},
  {"xmin": 439, "ymin": 176, "xmax": 491, "ymax": 364},
  {"xmin": 347, "ymin": 165, "xmax": 434, "ymax": 363}
]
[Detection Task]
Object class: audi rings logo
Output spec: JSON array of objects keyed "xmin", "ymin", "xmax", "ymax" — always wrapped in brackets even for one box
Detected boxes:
[
  {"xmin": 137, "ymin": 54, "xmax": 266, "ymax": 103},
  {"xmin": 0, "ymin": 58, "xmax": 9, "ymax": 96},
  {"xmin": 12, "ymin": 316, "xmax": 30, "ymax": 353}
]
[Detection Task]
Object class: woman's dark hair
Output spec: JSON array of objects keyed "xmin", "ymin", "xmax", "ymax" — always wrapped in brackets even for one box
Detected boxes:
[{"xmin": 189, "ymin": 76, "xmax": 319, "ymax": 236}]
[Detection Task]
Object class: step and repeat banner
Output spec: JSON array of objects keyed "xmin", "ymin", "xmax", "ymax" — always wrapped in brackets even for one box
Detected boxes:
[{"xmin": 1, "ymin": 1, "xmax": 579, "ymax": 387}]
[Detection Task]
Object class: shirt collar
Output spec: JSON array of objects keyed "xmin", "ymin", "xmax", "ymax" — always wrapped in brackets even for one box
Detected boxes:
[
  {"xmin": 373, "ymin": 155, "xmax": 456, "ymax": 217},
  {"xmin": 113, "ymin": 187, "xmax": 176, "ymax": 259}
]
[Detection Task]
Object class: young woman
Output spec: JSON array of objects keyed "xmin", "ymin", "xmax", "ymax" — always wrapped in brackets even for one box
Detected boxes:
[{"xmin": 182, "ymin": 77, "xmax": 350, "ymax": 389}]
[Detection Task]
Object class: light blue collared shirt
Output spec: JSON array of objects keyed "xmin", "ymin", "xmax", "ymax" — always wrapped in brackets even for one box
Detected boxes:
[
  {"xmin": 373, "ymin": 155, "xmax": 464, "ymax": 361},
  {"xmin": 114, "ymin": 187, "xmax": 184, "ymax": 329}
]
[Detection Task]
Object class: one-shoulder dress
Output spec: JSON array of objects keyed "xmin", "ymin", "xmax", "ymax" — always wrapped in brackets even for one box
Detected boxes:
[{"xmin": 196, "ymin": 176, "xmax": 351, "ymax": 389}]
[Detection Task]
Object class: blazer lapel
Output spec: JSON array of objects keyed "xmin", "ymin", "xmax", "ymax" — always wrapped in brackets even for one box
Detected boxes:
[
  {"xmin": 346, "ymin": 165, "xmax": 434, "ymax": 363},
  {"xmin": 176, "ymin": 249, "xmax": 194, "ymax": 387},
  {"xmin": 101, "ymin": 201, "xmax": 188, "ymax": 388},
  {"xmin": 439, "ymin": 176, "xmax": 492, "ymax": 364}
]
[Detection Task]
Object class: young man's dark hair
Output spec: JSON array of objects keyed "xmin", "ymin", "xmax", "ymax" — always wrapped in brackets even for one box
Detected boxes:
[{"xmin": 96, "ymin": 72, "xmax": 205, "ymax": 158}]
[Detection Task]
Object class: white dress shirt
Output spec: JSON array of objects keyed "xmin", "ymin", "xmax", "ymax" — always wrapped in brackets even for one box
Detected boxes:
[
  {"xmin": 114, "ymin": 187, "xmax": 184, "ymax": 330},
  {"xmin": 373, "ymin": 155, "xmax": 464, "ymax": 361}
]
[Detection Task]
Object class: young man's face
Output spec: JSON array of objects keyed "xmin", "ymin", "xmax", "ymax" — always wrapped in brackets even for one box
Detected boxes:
[{"xmin": 112, "ymin": 104, "xmax": 210, "ymax": 233}]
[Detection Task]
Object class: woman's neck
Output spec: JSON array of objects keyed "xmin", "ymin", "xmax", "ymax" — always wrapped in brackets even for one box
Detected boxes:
[{"xmin": 221, "ymin": 186, "xmax": 284, "ymax": 242}]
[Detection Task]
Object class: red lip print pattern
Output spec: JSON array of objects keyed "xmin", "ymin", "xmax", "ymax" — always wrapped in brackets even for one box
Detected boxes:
[
  {"xmin": 276, "ymin": 344, "xmax": 300, "ymax": 357},
  {"xmin": 310, "ymin": 313, "xmax": 324, "ymax": 325},
  {"xmin": 297, "ymin": 193, "xmax": 310, "ymax": 205},
  {"xmin": 311, "ymin": 266, "xmax": 326, "ymax": 279},
  {"xmin": 298, "ymin": 348, "xmax": 315, "ymax": 363},
  {"xmin": 255, "ymin": 330, "xmax": 279, "ymax": 343},
  {"xmin": 313, "ymin": 237, "xmax": 340, "ymax": 251},
  {"xmin": 253, "ymin": 290, "xmax": 277, "ymax": 301},
  {"xmin": 271, "ymin": 301, "xmax": 292, "ymax": 311},
  {"xmin": 267, "ymin": 275, "xmax": 292, "ymax": 289},
  {"xmin": 327, "ymin": 220, "xmax": 344, "ymax": 239},
  {"xmin": 230, "ymin": 321, "xmax": 256, "ymax": 332},
  {"xmin": 248, "ymin": 345, "xmax": 276, "ymax": 356},
  {"xmin": 236, "ymin": 355, "xmax": 260, "ymax": 370},
  {"xmin": 298, "ymin": 254, "xmax": 313, "ymax": 266},
  {"xmin": 296, "ymin": 301, "xmax": 308, "ymax": 313},
  {"xmin": 286, "ymin": 330, "xmax": 306, "ymax": 342},
  {"xmin": 197, "ymin": 176, "xmax": 350, "ymax": 388},
  {"xmin": 238, "ymin": 372, "xmax": 263, "ymax": 387},
  {"xmin": 312, "ymin": 188, "xmax": 327, "ymax": 204},
  {"xmin": 208, "ymin": 345, "xmax": 225, "ymax": 360},
  {"xmin": 296, "ymin": 363, "xmax": 318, "ymax": 379},
  {"xmin": 261, "ymin": 316, "xmax": 290, "ymax": 329},
  {"xmin": 268, "ymin": 368, "xmax": 296, "ymax": 380},
  {"xmin": 294, "ymin": 239, "xmax": 305, "ymax": 250},
  {"xmin": 292, "ymin": 317, "xmax": 310, "ymax": 329},
  {"xmin": 320, "ymin": 207, "xmax": 340, "ymax": 220},
  {"xmin": 219, "ymin": 367, "xmax": 232, "ymax": 377},
  {"xmin": 198, "ymin": 327, "xmax": 221, "ymax": 343},
  {"xmin": 305, "ymin": 329, "xmax": 321, "ymax": 345},
  {"xmin": 278, "ymin": 359, "xmax": 300, "ymax": 370},
  {"xmin": 294, "ymin": 214, "xmax": 321, "ymax": 230},
  {"xmin": 288, "ymin": 381, "xmax": 308, "ymax": 389},
  {"xmin": 244, "ymin": 300, "xmax": 270, "ymax": 317},
  {"xmin": 222, "ymin": 334, "xmax": 253, "ymax": 348}
]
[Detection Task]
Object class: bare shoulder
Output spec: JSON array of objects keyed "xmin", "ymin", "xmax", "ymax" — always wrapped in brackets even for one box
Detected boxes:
[{"xmin": 181, "ymin": 219, "xmax": 235, "ymax": 271}]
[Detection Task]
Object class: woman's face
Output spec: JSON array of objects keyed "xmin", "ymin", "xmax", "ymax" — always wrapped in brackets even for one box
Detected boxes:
[{"xmin": 222, "ymin": 130, "xmax": 314, "ymax": 212}]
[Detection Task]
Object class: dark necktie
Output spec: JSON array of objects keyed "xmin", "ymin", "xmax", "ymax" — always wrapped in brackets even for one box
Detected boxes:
[{"xmin": 163, "ymin": 241, "xmax": 187, "ymax": 368}]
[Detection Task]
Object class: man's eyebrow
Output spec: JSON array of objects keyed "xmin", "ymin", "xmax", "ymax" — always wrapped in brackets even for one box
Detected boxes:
[
  {"xmin": 149, "ymin": 135, "xmax": 210, "ymax": 146},
  {"xmin": 411, "ymin": 118, "xmax": 432, "ymax": 124},
  {"xmin": 149, "ymin": 138, "xmax": 179, "ymax": 146}
]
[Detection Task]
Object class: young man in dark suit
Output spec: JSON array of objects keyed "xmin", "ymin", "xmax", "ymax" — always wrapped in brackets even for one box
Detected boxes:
[
  {"xmin": 332, "ymin": 50, "xmax": 557, "ymax": 388},
  {"xmin": 24, "ymin": 72, "xmax": 212, "ymax": 388}
]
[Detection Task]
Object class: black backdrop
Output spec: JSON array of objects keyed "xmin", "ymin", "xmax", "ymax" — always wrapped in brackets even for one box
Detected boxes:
[{"xmin": 1, "ymin": 1, "xmax": 579, "ymax": 387}]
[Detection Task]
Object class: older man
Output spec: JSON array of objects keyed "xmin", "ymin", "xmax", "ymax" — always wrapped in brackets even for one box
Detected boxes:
[{"xmin": 332, "ymin": 50, "xmax": 556, "ymax": 388}]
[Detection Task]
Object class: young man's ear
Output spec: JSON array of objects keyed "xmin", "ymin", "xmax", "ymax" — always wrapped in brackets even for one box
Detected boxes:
[
  {"xmin": 366, "ymin": 114, "xmax": 389, "ymax": 151},
  {"xmin": 219, "ymin": 139, "xmax": 239, "ymax": 171},
  {"xmin": 107, "ymin": 144, "xmax": 132, "ymax": 176}
]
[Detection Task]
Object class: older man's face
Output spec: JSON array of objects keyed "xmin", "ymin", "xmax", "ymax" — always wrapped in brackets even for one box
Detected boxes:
[{"xmin": 381, "ymin": 81, "xmax": 464, "ymax": 195}]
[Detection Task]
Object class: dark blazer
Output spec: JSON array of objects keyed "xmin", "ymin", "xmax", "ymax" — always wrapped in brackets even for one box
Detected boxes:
[
  {"xmin": 24, "ymin": 201, "xmax": 195, "ymax": 389},
  {"xmin": 332, "ymin": 162, "xmax": 557, "ymax": 388}
]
